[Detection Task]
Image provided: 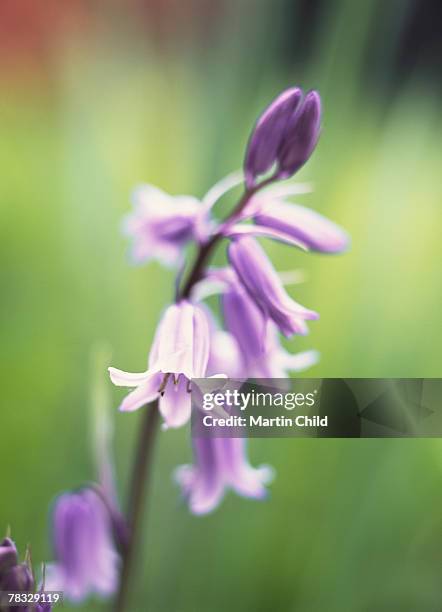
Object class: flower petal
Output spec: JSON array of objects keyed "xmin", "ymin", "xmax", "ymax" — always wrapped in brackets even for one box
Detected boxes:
[
  {"xmin": 119, "ymin": 374, "xmax": 162, "ymax": 412},
  {"xmin": 224, "ymin": 223, "xmax": 308, "ymax": 251},
  {"xmin": 108, "ymin": 367, "xmax": 153, "ymax": 387},
  {"xmin": 255, "ymin": 200, "xmax": 349, "ymax": 253},
  {"xmin": 228, "ymin": 237, "xmax": 319, "ymax": 337},
  {"xmin": 159, "ymin": 375, "xmax": 191, "ymax": 428}
]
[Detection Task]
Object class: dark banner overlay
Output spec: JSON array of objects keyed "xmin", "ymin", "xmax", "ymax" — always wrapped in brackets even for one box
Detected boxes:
[{"xmin": 190, "ymin": 378, "xmax": 442, "ymax": 438}]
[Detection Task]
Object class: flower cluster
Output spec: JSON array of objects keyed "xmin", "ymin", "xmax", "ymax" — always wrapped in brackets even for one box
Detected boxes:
[{"xmin": 109, "ymin": 86, "xmax": 349, "ymax": 514}]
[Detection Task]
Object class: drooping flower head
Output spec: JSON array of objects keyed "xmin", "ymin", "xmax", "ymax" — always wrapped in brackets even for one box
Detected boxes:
[
  {"xmin": 222, "ymin": 274, "xmax": 319, "ymax": 377},
  {"xmin": 46, "ymin": 488, "xmax": 119, "ymax": 603},
  {"xmin": 175, "ymin": 430, "xmax": 273, "ymax": 515},
  {"xmin": 109, "ymin": 300, "xmax": 210, "ymax": 428},
  {"xmin": 228, "ymin": 237, "xmax": 319, "ymax": 337}
]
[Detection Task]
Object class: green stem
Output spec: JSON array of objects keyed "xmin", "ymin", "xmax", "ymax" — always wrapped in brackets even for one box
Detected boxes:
[{"xmin": 113, "ymin": 402, "xmax": 160, "ymax": 612}]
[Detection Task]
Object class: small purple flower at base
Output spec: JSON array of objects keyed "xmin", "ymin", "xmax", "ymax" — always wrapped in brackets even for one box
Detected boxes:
[
  {"xmin": 124, "ymin": 185, "xmax": 202, "ymax": 267},
  {"xmin": 0, "ymin": 538, "xmax": 17, "ymax": 575},
  {"xmin": 0, "ymin": 562, "xmax": 33, "ymax": 592},
  {"xmin": 45, "ymin": 488, "xmax": 119, "ymax": 603},
  {"xmin": 175, "ymin": 434, "xmax": 273, "ymax": 515},
  {"xmin": 109, "ymin": 300, "xmax": 210, "ymax": 428},
  {"xmin": 227, "ymin": 237, "xmax": 318, "ymax": 337},
  {"xmin": 0, "ymin": 537, "xmax": 51, "ymax": 611},
  {"xmin": 244, "ymin": 88, "xmax": 302, "ymax": 188}
]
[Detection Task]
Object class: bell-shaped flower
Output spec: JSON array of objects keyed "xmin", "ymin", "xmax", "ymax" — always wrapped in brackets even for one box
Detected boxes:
[
  {"xmin": 227, "ymin": 237, "xmax": 318, "ymax": 337},
  {"xmin": 221, "ymin": 275, "xmax": 266, "ymax": 371},
  {"xmin": 222, "ymin": 276, "xmax": 318, "ymax": 377},
  {"xmin": 45, "ymin": 488, "xmax": 119, "ymax": 603},
  {"xmin": 124, "ymin": 185, "xmax": 202, "ymax": 267},
  {"xmin": 175, "ymin": 430, "xmax": 273, "ymax": 515},
  {"xmin": 109, "ymin": 300, "xmax": 210, "ymax": 428}
]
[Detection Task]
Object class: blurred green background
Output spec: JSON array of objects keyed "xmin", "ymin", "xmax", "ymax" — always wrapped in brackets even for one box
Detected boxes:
[{"xmin": 1, "ymin": 0, "xmax": 441, "ymax": 610}]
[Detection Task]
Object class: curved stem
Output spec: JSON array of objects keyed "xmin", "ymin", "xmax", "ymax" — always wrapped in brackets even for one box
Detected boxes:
[
  {"xmin": 179, "ymin": 176, "xmax": 274, "ymax": 299},
  {"xmin": 114, "ymin": 402, "xmax": 160, "ymax": 612}
]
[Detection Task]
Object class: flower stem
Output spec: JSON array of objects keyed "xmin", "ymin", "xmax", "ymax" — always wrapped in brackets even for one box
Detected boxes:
[
  {"xmin": 180, "ymin": 176, "xmax": 274, "ymax": 299},
  {"xmin": 113, "ymin": 401, "xmax": 160, "ymax": 612}
]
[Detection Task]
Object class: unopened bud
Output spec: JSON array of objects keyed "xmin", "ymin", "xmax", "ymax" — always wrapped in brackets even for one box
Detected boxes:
[
  {"xmin": 0, "ymin": 537, "xmax": 18, "ymax": 575},
  {"xmin": 0, "ymin": 562, "xmax": 34, "ymax": 592},
  {"xmin": 277, "ymin": 90, "xmax": 321, "ymax": 179},
  {"xmin": 244, "ymin": 88, "xmax": 302, "ymax": 188}
]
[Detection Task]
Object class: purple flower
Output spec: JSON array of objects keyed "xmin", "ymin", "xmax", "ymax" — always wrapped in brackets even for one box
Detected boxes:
[
  {"xmin": 253, "ymin": 196, "xmax": 349, "ymax": 253},
  {"xmin": 227, "ymin": 237, "xmax": 318, "ymax": 337},
  {"xmin": 175, "ymin": 433, "xmax": 273, "ymax": 515},
  {"xmin": 221, "ymin": 275, "xmax": 266, "ymax": 370},
  {"xmin": 124, "ymin": 185, "xmax": 202, "ymax": 267},
  {"xmin": 0, "ymin": 556, "xmax": 33, "ymax": 592},
  {"xmin": 0, "ymin": 537, "xmax": 17, "ymax": 575},
  {"xmin": 109, "ymin": 300, "xmax": 210, "ymax": 428},
  {"xmin": 252, "ymin": 324, "xmax": 319, "ymax": 377},
  {"xmin": 277, "ymin": 90, "xmax": 321, "ymax": 179},
  {"xmin": 0, "ymin": 537, "xmax": 49, "ymax": 611},
  {"xmin": 45, "ymin": 488, "xmax": 119, "ymax": 603},
  {"xmin": 244, "ymin": 88, "xmax": 302, "ymax": 188},
  {"xmin": 244, "ymin": 88, "xmax": 321, "ymax": 186},
  {"xmin": 222, "ymin": 277, "xmax": 318, "ymax": 377}
]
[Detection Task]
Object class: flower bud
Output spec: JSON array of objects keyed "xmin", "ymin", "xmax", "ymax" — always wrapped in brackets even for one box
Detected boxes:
[
  {"xmin": 0, "ymin": 537, "xmax": 18, "ymax": 575},
  {"xmin": 0, "ymin": 563, "xmax": 34, "ymax": 592},
  {"xmin": 244, "ymin": 88, "xmax": 302, "ymax": 188},
  {"xmin": 277, "ymin": 90, "xmax": 321, "ymax": 179}
]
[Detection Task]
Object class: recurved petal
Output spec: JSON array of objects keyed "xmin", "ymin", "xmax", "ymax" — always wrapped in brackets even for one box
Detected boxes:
[
  {"xmin": 108, "ymin": 368, "xmax": 154, "ymax": 387},
  {"xmin": 118, "ymin": 374, "xmax": 162, "ymax": 412},
  {"xmin": 283, "ymin": 349, "xmax": 320, "ymax": 372},
  {"xmin": 219, "ymin": 438, "xmax": 274, "ymax": 499},
  {"xmin": 175, "ymin": 436, "xmax": 225, "ymax": 515}
]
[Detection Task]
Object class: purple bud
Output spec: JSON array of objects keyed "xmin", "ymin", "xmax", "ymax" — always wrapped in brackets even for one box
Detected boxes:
[
  {"xmin": 277, "ymin": 90, "xmax": 321, "ymax": 179},
  {"xmin": 0, "ymin": 537, "xmax": 18, "ymax": 575},
  {"xmin": 0, "ymin": 563, "xmax": 34, "ymax": 592},
  {"xmin": 244, "ymin": 88, "xmax": 303, "ymax": 188}
]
